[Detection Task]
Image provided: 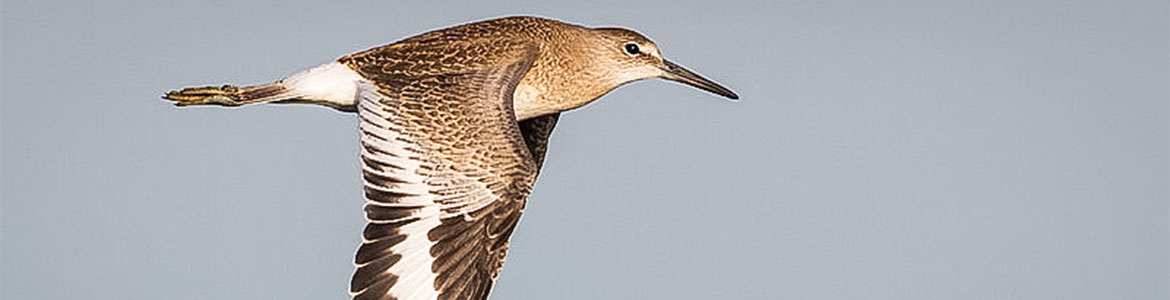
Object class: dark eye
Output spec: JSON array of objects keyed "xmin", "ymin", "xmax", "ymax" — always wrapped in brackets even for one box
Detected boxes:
[{"xmin": 624, "ymin": 43, "xmax": 640, "ymax": 55}]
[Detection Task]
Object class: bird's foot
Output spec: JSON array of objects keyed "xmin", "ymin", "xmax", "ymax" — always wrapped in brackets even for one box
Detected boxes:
[{"xmin": 163, "ymin": 85, "xmax": 245, "ymax": 107}]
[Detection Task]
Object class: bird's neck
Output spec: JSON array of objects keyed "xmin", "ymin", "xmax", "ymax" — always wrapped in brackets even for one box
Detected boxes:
[
  {"xmin": 511, "ymin": 71, "xmax": 617, "ymax": 121},
  {"xmin": 511, "ymin": 42, "xmax": 623, "ymax": 120}
]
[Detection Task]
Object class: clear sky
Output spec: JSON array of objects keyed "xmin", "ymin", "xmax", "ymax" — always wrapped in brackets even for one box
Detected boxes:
[{"xmin": 2, "ymin": 1, "xmax": 1167, "ymax": 299}]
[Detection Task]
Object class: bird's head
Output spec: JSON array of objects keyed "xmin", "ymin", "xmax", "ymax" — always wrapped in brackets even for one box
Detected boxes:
[{"xmin": 587, "ymin": 27, "xmax": 739, "ymax": 100}]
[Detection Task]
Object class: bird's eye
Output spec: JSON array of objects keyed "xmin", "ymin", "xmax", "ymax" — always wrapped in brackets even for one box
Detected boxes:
[{"xmin": 624, "ymin": 43, "xmax": 640, "ymax": 55}]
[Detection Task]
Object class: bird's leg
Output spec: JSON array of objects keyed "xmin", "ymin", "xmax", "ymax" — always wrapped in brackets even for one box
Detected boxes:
[
  {"xmin": 164, "ymin": 62, "xmax": 363, "ymax": 111},
  {"xmin": 163, "ymin": 82, "xmax": 289, "ymax": 108},
  {"xmin": 164, "ymin": 85, "xmax": 241, "ymax": 107}
]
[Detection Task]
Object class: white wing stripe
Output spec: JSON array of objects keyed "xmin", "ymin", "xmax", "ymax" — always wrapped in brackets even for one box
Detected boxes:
[
  {"xmin": 354, "ymin": 80, "xmax": 442, "ymax": 300},
  {"xmin": 382, "ymin": 206, "xmax": 441, "ymax": 300}
]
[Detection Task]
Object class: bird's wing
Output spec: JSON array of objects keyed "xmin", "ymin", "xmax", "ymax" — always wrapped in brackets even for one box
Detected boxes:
[
  {"xmin": 342, "ymin": 42, "xmax": 556, "ymax": 300},
  {"xmin": 516, "ymin": 113, "xmax": 560, "ymax": 170}
]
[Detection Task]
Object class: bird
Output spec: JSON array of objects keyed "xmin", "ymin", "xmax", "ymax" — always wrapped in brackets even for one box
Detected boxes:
[{"xmin": 163, "ymin": 16, "xmax": 738, "ymax": 300}]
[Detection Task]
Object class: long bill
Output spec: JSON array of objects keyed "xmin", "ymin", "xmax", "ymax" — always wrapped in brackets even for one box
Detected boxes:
[{"xmin": 659, "ymin": 59, "xmax": 739, "ymax": 100}]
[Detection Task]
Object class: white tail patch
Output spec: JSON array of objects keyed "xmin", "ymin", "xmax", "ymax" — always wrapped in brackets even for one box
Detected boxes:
[{"xmin": 283, "ymin": 61, "xmax": 364, "ymax": 107}]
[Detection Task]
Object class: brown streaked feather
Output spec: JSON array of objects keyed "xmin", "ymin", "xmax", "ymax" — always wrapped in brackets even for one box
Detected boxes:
[{"xmin": 343, "ymin": 26, "xmax": 558, "ymax": 299}]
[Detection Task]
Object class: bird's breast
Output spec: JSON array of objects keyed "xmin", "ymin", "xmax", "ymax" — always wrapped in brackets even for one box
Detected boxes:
[
  {"xmin": 511, "ymin": 65, "xmax": 612, "ymax": 121},
  {"xmin": 511, "ymin": 81, "xmax": 557, "ymax": 121}
]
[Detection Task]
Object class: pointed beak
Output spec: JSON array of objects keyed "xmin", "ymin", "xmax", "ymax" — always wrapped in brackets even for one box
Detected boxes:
[{"xmin": 659, "ymin": 59, "xmax": 739, "ymax": 100}]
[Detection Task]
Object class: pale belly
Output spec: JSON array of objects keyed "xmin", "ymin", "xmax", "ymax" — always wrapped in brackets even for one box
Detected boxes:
[{"xmin": 511, "ymin": 83, "xmax": 558, "ymax": 121}]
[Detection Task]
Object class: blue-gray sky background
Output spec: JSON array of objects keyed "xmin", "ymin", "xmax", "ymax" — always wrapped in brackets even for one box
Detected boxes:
[{"xmin": 3, "ymin": 1, "xmax": 1167, "ymax": 299}]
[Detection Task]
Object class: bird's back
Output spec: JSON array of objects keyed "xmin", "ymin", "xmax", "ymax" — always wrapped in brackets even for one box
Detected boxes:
[{"xmin": 338, "ymin": 16, "xmax": 597, "ymax": 120}]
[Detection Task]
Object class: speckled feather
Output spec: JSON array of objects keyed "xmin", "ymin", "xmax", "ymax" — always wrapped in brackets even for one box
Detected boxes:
[
  {"xmin": 162, "ymin": 15, "xmax": 738, "ymax": 300},
  {"xmin": 340, "ymin": 17, "xmax": 567, "ymax": 300}
]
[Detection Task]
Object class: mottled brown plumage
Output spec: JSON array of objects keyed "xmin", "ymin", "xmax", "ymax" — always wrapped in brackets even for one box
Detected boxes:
[{"xmin": 163, "ymin": 16, "xmax": 736, "ymax": 300}]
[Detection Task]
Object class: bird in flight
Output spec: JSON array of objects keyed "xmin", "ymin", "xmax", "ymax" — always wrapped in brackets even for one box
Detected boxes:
[{"xmin": 164, "ymin": 16, "xmax": 737, "ymax": 300}]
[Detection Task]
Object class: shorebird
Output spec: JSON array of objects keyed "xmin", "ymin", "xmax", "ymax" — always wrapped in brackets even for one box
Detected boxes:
[{"xmin": 164, "ymin": 16, "xmax": 737, "ymax": 300}]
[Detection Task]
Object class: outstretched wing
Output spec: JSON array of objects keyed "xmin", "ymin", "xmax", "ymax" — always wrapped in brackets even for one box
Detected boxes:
[{"xmin": 341, "ymin": 40, "xmax": 554, "ymax": 300}]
